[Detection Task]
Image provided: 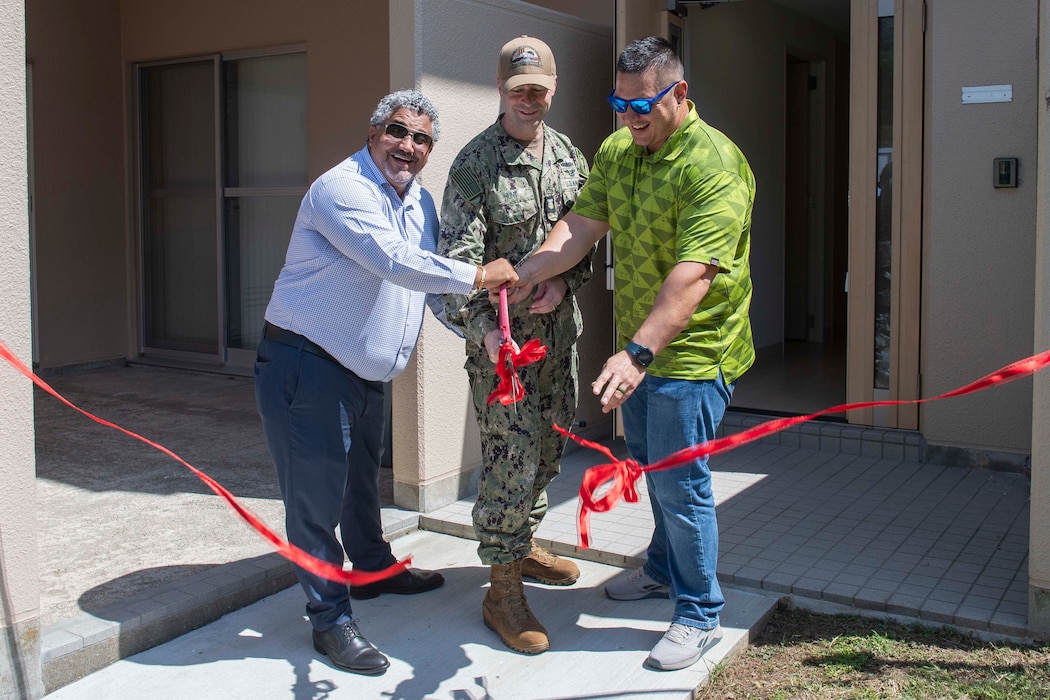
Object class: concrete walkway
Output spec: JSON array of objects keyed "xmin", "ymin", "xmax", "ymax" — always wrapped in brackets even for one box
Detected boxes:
[
  {"xmin": 34, "ymin": 365, "xmax": 1037, "ymax": 698},
  {"xmin": 45, "ymin": 530, "xmax": 777, "ymax": 700}
]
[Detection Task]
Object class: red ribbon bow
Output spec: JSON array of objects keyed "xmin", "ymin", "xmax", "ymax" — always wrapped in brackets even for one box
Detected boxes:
[
  {"xmin": 561, "ymin": 348, "xmax": 1050, "ymax": 550},
  {"xmin": 486, "ymin": 286, "xmax": 547, "ymax": 405}
]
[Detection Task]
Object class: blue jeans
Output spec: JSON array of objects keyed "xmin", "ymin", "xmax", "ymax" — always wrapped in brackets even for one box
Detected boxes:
[
  {"xmin": 620, "ymin": 372, "xmax": 734, "ymax": 630},
  {"xmin": 254, "ymin": 336, "xmax": 395, "ymax": 631}
]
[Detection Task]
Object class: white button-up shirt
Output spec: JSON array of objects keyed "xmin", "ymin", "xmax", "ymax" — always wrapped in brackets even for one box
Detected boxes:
[{"xmin": 264, "ymin": 146, "xmax": 476, "ymax": 381}]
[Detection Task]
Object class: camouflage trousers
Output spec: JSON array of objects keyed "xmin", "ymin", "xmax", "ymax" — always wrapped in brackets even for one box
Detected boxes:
[{"xmin": 468, "ymin": 347, "xmax": 578, "ymax": 565}]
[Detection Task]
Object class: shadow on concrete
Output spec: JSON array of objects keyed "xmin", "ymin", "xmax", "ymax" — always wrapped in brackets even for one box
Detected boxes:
[{"xmin": 77, "ymin": 564, "xmax": 220, "ymax": 616}]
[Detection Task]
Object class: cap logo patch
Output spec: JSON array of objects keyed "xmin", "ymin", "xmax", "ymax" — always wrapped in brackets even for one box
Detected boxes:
[{"xmin": 510, "ymin": 47, "xmax": 543, "ymax": 69}]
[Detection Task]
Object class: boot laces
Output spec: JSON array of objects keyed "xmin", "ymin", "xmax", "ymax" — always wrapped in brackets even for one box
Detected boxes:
[
  {"xmin": 503, "ymin": 587, "xmax": 535, "ymax": 627},
  {"xmin": 529, "ymin": 544, "xmax": 557, "ymax": 566}
]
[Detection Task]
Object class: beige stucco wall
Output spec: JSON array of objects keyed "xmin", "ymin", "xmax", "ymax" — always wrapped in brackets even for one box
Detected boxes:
[
  {"xmin": 685, "ymin": 0, "xmax": 843, "ymax": 349},
  {"xmin": 121, "ymin": 0, "xmax": 304, "ymax": 62},
  {"xmin": 1030, "ymin": 0, "xmax": 1050, "ymax": 635},
  {"xmin": 391, "ymin": 0, "xmax": 614, "ymax": 510},
  {"xmin": 121, "ymin": 0, "xmax": 390, "ymax": 179},
  {"xmin": 922, "ymin": 0, "xmax": 1039, "ymax": 454},
  {"xmin": 524, "ymin": 0, "xmax": 612, "ymax": 28},
  {"xmin": 303, "ymin": 1, "xmax": 390, "ymax": 176},
  {"xmin": 26, "ymin": 0, "xmax": 126, "ymax": 369},
  {"xmin": 0, "ymin": 0, "xmax": 42, "ymax": 694}
]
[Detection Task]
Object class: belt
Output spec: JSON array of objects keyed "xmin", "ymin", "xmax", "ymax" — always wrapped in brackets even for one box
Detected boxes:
[{"xmin": 263, "ymin": 322, "xmax": 338, "ymax": 364}]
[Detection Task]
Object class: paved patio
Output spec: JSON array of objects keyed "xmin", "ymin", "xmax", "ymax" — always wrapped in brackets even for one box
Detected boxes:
[
  {"xmin": 428, "ymin": 412, "xmax": 1033, "ymax": 639},
  {"xmin": 33, "ymin": 365, "xmax": 1037, "ymax": 697}
]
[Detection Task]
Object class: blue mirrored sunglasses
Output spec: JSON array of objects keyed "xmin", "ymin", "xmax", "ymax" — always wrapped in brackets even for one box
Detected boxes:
[{"xmin": 607, "ymin": 81, "xmax": 679, "ymax": 115}]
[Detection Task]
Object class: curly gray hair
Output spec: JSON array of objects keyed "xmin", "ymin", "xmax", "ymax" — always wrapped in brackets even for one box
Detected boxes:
[{"xmin": 369, "ymin": 90, "xmax": 441, "ymax": 143}]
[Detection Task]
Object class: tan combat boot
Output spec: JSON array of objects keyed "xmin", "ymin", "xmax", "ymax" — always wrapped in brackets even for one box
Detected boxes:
[
  {"xmin": 483, "ymin": 560, "xmax": 549, "ymax": 654},
  {"xmin": 521, "ymin": 541, "xmax": 580, "ymax": 586}
]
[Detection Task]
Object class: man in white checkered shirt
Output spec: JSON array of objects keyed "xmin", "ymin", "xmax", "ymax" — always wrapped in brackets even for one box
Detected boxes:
[{"xmin": 254, "ymin": 90, "xmax": 516, "ymax": 676}]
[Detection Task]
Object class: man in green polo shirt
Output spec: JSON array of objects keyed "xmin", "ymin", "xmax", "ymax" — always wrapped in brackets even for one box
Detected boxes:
[{"xmin": 511, "ymin": 36, "xmax": 755, "ymax": 672}]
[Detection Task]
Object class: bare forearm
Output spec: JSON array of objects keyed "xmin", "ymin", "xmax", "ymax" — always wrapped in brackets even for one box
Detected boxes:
[
  {"xmin": 517, "ymin": 212, "xmax": 606, "ymax": 287},
  {"xmin": 591, "ymin": 261, "xmax": 716, "ymax": 413}
]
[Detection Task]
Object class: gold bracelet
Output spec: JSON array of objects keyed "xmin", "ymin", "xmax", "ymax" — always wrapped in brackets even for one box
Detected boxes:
[{"xmin": 476, "ymin": 265, "xmax": 487, "ymax": 289}]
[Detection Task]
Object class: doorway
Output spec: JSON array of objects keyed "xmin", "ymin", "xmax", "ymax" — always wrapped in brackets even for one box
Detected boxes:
[
  {"xmin": 730, "ymin": 46, "xmax": 850, "ymax": 420},
  {"xmin": 613, "ymin": 1, "xmax": 934, "ymax": 426},
  {"xmin": 612, "ymin": 1, "xmax": 851, "ymax": 421}
]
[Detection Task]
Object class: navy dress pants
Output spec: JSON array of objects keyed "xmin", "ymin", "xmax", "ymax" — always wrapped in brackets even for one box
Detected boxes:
[{"xmin": 254, "ymin": 335, "xmax": 395, "ymax": 631}]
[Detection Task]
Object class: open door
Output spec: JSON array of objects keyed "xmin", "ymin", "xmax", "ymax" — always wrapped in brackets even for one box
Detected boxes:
[{"xmin": 612, "ymin": 0, "xmax": 850, "ymax": 424}]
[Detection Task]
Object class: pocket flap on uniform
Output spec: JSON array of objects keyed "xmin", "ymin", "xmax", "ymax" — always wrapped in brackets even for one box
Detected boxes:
[{"xmin": 491, "ymin": 194, "xmax": 539, "ymax": 226}]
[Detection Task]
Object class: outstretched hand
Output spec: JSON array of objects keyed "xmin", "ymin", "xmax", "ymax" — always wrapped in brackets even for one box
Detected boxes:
[
  {"xmin": 483, "ymin": 328, "xmax": 518, "ymax": 364},
  {"xmin": 478, "ymin": 259, "xmax": 518, "ymax": 291},
  {"xmin": 527, "ymin": 277, "xmax": 567, "ymax": 315},
  {"xmin": 491, "ymin": 262, "xmax": 535, "ymax": 306},
  {"xmin": 495, "ymin": 283, "xmax": 534, "ymax": 306}
]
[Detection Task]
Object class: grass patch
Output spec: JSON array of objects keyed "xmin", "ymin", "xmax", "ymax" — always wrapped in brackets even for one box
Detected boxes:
[{"xmin": 695, "ymin": 604, "xmax": 1050, "ymax": 699}]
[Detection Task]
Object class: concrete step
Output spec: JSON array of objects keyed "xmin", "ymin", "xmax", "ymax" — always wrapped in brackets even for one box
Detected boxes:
[{"xmin": 45, "ymin": 529, "xmax": 780, "ymax": 700}]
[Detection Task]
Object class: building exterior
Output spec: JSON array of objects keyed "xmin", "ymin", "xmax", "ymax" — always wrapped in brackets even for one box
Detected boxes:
[{"xmin": 2, "ymin": 0, "xmax": 1049, "ymax": 695}]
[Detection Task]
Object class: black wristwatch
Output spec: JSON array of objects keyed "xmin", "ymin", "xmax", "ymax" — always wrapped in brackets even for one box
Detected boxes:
[{"xmin": 625, "ymin": 341, "xmax": 654, "ymax": 368}]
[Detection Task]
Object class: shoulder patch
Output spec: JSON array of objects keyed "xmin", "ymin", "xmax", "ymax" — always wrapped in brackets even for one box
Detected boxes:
[{"xmin": 449, "ymin": 167, "xmax": 484, "ymax": 202}]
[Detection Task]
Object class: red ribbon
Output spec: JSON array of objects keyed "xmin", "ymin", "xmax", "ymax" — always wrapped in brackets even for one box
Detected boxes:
[
  {"xmin": 487, "ymin": 338, "xmax": 548, "ymax": 405},
  {"xmin": 486, "ymin": 286, "xmax": 548, "ymax": 405},
  {"xmin": 561, "ymin": 348, "xmax": 1050, "ymax": 550},
  {"xmin": 0, "ymin": 338, "xmax": 409, "ymax": 586}
]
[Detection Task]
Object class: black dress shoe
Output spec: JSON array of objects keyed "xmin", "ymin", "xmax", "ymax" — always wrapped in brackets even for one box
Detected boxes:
[
  {"xmin": 348, "ymin": 567, "xmax": 445, "ymax": 600},
  {"xmin": 312, "ymin": 620, "xmax": 389, "ymax": 675}
]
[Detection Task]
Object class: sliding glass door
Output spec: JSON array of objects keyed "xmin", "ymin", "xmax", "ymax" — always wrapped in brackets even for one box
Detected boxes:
[
  {"xmin": 138, "ymin": 49, "xmax": 307, "ymax": 367},
  {"xmin": 140, "ymin": 58, "xmax": 220, "ymax": 356}
]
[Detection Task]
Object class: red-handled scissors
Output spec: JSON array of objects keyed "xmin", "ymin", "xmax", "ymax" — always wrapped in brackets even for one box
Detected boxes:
[{"xmin": 486, "ymin": 285, "xmax": 547, "ymax": 405}]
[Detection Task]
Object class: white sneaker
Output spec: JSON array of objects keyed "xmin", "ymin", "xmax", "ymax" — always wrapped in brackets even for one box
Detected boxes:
[
  {"xmin": 604, "ymin": 567, "xmax": 670, "ymax": 600},
  {"xmin": 646, "ymin": 623, "xmax": 723, "ymax": 671}
]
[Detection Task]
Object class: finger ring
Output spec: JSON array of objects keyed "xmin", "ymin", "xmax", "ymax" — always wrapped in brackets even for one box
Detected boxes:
[{"xmin": 615, "ymin": 385, "xmax": 627, "ymax": 394}]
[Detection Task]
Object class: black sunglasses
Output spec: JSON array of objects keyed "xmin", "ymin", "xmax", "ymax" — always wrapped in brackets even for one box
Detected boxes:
[
  {"xmin": 607, "ymin": 81, "xmax": 679, "ymax": 115},
  {"xmin": 383, "ymin": 121, "xmax": 433, "ymax": 148}
]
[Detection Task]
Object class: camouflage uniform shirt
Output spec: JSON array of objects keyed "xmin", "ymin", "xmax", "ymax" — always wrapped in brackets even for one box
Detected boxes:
[{"xmin": 438, "ymin": 118, "xmax": 592, "ymax": 361}]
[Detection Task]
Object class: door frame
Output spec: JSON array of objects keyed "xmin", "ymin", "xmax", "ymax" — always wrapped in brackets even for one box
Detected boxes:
[
  {"xmin": 847, "ymin": 0, "xmax": 924, "ymax": 428},
  {"xmin": 134, "ymin": 54, "xmax": 224, "ymax": 364}
]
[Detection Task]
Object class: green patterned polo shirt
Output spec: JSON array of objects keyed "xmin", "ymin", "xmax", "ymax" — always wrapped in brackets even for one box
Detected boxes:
[{"xmin": 572, "ymin": 102, "xmax": 756, "ymax": 383}]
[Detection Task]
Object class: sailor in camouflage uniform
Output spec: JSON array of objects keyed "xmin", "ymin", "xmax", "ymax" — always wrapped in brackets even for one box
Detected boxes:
[{"xmin": 438, "ymin": 36, "xmax": 595, "ymax": 655}]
